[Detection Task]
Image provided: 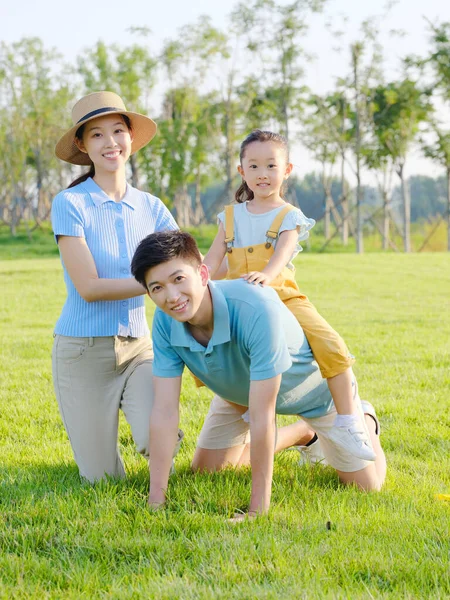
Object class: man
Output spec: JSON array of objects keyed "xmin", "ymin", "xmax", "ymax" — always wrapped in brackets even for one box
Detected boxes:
[{"xmin": 131, "ymin": 231, "xmax": 386, "ymax": 520}]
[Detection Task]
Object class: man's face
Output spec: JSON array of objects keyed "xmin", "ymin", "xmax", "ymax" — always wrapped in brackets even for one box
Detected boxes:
[{"xmin": 145, "ymin": 258, "xmax": 209, "ymax": 323}]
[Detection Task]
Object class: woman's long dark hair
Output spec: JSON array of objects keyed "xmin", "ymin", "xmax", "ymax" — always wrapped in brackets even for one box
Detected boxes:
[
  {"xmin": 68, "ymin": 114, "xmax": 132, "ymax": 188},
  {"xmin": 235, "ymin": 129, "xmax": 289, "ymax": 203}
]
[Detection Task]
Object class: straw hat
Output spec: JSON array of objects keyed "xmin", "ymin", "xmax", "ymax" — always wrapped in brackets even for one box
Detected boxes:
[{"xmin": 55, "ymin": 91, "xmax": 157, "ymax": 165}]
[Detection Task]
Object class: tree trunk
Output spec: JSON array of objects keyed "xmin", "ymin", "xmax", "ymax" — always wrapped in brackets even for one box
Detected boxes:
[
  {"xmin": 447, "ymin": 167, "xmax": 450, "ymax": 252},
  {"xmin": 173, "ymin": 187, "xmax": 191, "ymax": 228},
  {"xmin": 282, "ymin": 96, "xmax": 289, "ymax": 144},
  {"xmin": 193, "ymin": 170, "xmax": 205, "ymax": 226},
  {"xmin": 341, "ymin": 152, "xmax": 349, "ymax": 245},
  {"xmin": 34, "ymin": 149, "xmax": 46, "ymax": 226},
  {"xmin": 382, "ymin": 189, "xmax": 390, "ymax": 251},
  {"xmin": 398, "ymin": 164, "xmax": 410, "ymax": 252},
  {"xmin": 324, "ymin": 192, "xmax": 331, "ymax": 240},
  {"xmin": 353, "ymin": 50, "xmax": 363, "ymax": 254},
  {"xmin": 223, "ymin": 99, "xmax": 234, "ymax": 206},
  {"xmin": 322, "ymin": 168, "xmax": 331, "ymax": 240}
]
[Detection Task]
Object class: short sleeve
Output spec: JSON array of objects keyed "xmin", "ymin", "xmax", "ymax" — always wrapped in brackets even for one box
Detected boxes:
[
  {"xmin": 152, "ymin": 310, "xmax": 185, "ymax": 378},
  {"xmin": 279, "ymin": 208, "xmax": 315, "ymax": 243},
  {"xmin": 245, "ymin": 299, "xmax": 292, "ymax": 381},
  {"xmin": 51, "ymin": 191, "xmax": 85, "ymax": 243},
  {"xmin": 217, "ymin": 210, "xmax": 225, "ymax": 228},
  {"xmin": 151, "ymin": 196, "xmax": 179, "ymax": 232}
]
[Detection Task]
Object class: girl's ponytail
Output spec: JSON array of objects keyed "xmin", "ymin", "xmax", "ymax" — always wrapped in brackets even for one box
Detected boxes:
[{"xmin": 235, "ymin": 179, "xmax": 254, "ymax": 203}]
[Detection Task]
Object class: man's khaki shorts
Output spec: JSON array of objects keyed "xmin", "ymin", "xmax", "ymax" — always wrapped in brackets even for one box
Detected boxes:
[{"xmin": 197, "ymin": 384, "xmax": 375, "ymax": 473}]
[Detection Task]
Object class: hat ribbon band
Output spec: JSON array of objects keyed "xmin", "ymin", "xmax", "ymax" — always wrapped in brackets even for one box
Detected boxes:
[{"xmin": 76, "ymin": 106, "xmax": 124, "ymax": 124}]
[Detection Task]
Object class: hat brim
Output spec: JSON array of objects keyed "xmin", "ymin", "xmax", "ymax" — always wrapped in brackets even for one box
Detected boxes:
[{"xmin": 55, "ymin": 110, "xmax": 157, "ymax": 165}]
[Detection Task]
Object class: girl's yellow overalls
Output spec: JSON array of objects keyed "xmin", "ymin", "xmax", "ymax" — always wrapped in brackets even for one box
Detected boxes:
[{"xmin": 223, "ymin": 203, "xmax": 354, "ymax": 379}]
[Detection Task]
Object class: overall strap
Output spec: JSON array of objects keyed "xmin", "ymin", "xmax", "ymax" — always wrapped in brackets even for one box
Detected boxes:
[
  {"xmin": 266, "ymin": 204, "xmax": 295, "ymax": 240},
  {"xmin": 224, "ymin": 204, "xmax": 235, "ymax": 245}
]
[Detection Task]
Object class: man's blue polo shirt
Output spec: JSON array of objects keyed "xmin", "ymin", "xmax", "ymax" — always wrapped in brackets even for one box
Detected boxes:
[{"xmin": 152, "ymin": 280, "xmax": 333, "ymax": 418}]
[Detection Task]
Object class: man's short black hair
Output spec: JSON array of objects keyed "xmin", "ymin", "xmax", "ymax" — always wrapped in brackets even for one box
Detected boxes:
[{"xmin": 131, "ymin": 230, "xmax": 202, "ymax": 288}]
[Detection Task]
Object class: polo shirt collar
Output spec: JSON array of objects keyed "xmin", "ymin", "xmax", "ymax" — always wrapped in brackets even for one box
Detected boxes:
[
  {"xmin": 170, "ymin": 281, "xmax": 231, "ymax": 351},
  {"xmin": 82, "ymin": 177, "xmax": 136, "ymax": 210}
]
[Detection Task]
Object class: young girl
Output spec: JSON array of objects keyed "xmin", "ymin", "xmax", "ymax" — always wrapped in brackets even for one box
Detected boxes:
[
  {"xmin": 204, "ymin": 129, "xmax": 375, "ymax": 461},
  {"xmin": 51, "ymin": 91, "xmax": 182, "ymax": 482}
]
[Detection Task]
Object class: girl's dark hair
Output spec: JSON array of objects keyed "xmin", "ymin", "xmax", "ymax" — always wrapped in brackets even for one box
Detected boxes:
[
  {"xmin": 131, "ymin": 230, "xmax": 202, "ymax": 288},
  {"xmin": 235, "ymin": 129, "xmax": 290, "ymax": 203},
  {"xmin": 68, "ymin": 114, "xmax": 132, "ymax": 188}
]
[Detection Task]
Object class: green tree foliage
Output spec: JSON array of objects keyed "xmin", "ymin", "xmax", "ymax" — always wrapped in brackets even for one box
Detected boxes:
[
  {"xmin": 77, "ymin": 40, "xmax": 157, "ymax": 187},
  {"xmin": 421, "ymin": 124, "xmax": 450, "ymax": 249},
  {"xmin": 2, "ymin": 9, "xmax": 450, "ymax": 251},
  {"xmin": 369, "ymin": 80, "xmax": 432, "ymax": 251},
  {"xmin": 138, "ymin": 19, "xmax": 227, "ymax": 226},
  {"xmin": 231, "ymin": 0, "xmax": 327, "ymax": 141},
  {"xmin": 0, "ymin": 38, "xmax": 72, "ymax": 235}
]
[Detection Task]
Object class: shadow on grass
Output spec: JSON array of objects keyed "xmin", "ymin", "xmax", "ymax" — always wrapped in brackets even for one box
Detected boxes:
[
  {"xmin": 0, "ymin": 457, "xmax": 340, "ymax": 517},
  {"xmin": 0, "ymin": 462, "xmax": 150, "ymax": 506}
]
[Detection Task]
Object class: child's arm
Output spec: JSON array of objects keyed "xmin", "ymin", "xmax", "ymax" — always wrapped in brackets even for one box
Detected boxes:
[
  {"xmin": 242, "ymin": 228, "xmax": 299, "ymax": 286},
  {"xmin": 203, "ymin": 222, "xmax": 227, "ymax": 279}
]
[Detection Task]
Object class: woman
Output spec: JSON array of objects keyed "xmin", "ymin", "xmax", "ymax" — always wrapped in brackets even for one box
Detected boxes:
[{"xmin": 51, "ymin": 91, "xmax": 181, "ymax": 482}]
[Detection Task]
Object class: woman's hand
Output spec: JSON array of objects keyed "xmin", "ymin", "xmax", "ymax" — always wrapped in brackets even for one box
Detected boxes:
[{"xmin": 241, "ymin": 271, "xmax": 273, "ymax": 286}]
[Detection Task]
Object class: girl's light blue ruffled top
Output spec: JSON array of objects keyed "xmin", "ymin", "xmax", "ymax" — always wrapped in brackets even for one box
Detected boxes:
[{"xmin": 217, "ymin": 202, "xmax": 315, "ymax": 267}]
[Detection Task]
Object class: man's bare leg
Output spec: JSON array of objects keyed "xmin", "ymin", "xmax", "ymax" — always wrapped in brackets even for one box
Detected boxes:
[{"xmin": 192, "ymin": 418, "xmax": 315, "ymax": 471}]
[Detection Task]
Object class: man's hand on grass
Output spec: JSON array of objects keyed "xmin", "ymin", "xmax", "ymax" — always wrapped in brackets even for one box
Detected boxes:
[
  {"xmin": 228, "ymin": 511, "xmax": 260, "ymax": 523},
  {"xmin": 147, "ymin": 496, "xmax": 165, "ymax": 511}
]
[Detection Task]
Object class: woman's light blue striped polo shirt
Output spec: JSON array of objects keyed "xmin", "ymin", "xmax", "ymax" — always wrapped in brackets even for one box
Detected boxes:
[{"xmin": 51, "ymin": 177, "xmax": 178, "ymax": 338}]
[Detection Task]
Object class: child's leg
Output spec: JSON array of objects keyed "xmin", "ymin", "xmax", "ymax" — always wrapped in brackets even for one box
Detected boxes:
[
  {"xmin": 328, "ymin": 367, "xmax": 354, "ymax": 415},
  {"xmin": 284, "ymin": 297, "xmax": 375, "ymax": 461}
]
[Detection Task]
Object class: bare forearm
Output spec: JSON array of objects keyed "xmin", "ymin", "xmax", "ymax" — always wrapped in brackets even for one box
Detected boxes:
[
  {"xmin": 57, "ymin": 237, "xmax": 147, "ymax": 302},
  {"xmin": 81, "ymin": 277, "xmax": 146, "ymax": 302},
  {"xmin": 248, "ymin": 376, "xmax": 280, "ymax": 514},
  {"xmin": 262, "ymin": 254, "xmax": 290, "ymax": 280},
  {"xmin": 204, "ymin": 224, "xmax": 226, "ymax": 279},
  {"xmin": 149, "ymin": 410, "xmax": 179, "ymax": 504},
  {"xmin": 249, "ymin": 417, "xmax": 276, "ymax": 514},
  {"xmin": 263, "ymin": 230, "xmax": 298, "ymax": 280},
  {"xmin": 148, "ymin": 377, "xmax": 181, "ymax": 506}
]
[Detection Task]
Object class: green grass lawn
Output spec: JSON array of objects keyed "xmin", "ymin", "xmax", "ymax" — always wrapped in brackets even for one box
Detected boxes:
[{"xmin": 1, "ymin": 251, "xmax": 449, "ymax": 599}]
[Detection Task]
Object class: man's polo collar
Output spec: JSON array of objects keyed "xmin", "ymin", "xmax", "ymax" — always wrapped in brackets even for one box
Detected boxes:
[
  {"xmin": 81, "ymin": 177, "xmax": 136, "ymax": 210},
  {"xmin": 170, "ymin": 281, "xmax": 231, "ymax": 351}
]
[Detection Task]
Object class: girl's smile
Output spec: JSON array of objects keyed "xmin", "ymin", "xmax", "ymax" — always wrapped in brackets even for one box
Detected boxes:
[{"xmin": 238, "ymin": 140, "xmax": 293, "ymax": 207}]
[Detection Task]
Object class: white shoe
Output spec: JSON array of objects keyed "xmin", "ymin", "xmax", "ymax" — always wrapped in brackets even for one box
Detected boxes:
[
  {"xmin": 292, "ymin": 435, "xmax": 327, "ymax": 466},
  {"xmin": 327, "ymin": 422, "xmax": 376, "ymax": 461}
]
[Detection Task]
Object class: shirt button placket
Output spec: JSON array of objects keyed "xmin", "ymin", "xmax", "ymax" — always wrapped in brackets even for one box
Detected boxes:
[{"xmin": 116, "ymin": 205, "xmax": 129, "ymax": 335}]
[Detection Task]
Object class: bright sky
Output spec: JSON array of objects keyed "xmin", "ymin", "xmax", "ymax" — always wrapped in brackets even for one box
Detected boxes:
[{"xmin": 4, "ymin": 0, "xmax": 450, "ymax": 180}]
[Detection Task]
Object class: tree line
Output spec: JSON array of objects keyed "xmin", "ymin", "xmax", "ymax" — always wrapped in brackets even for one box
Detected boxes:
[{"xmin": 1, "ymin": 0, "xmax": 449, "ymax": 252}]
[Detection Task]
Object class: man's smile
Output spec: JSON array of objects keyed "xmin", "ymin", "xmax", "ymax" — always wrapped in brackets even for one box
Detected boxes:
[{"xmin": 171, "ymin": 299, "xmax": 189, "ymax": 312}]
